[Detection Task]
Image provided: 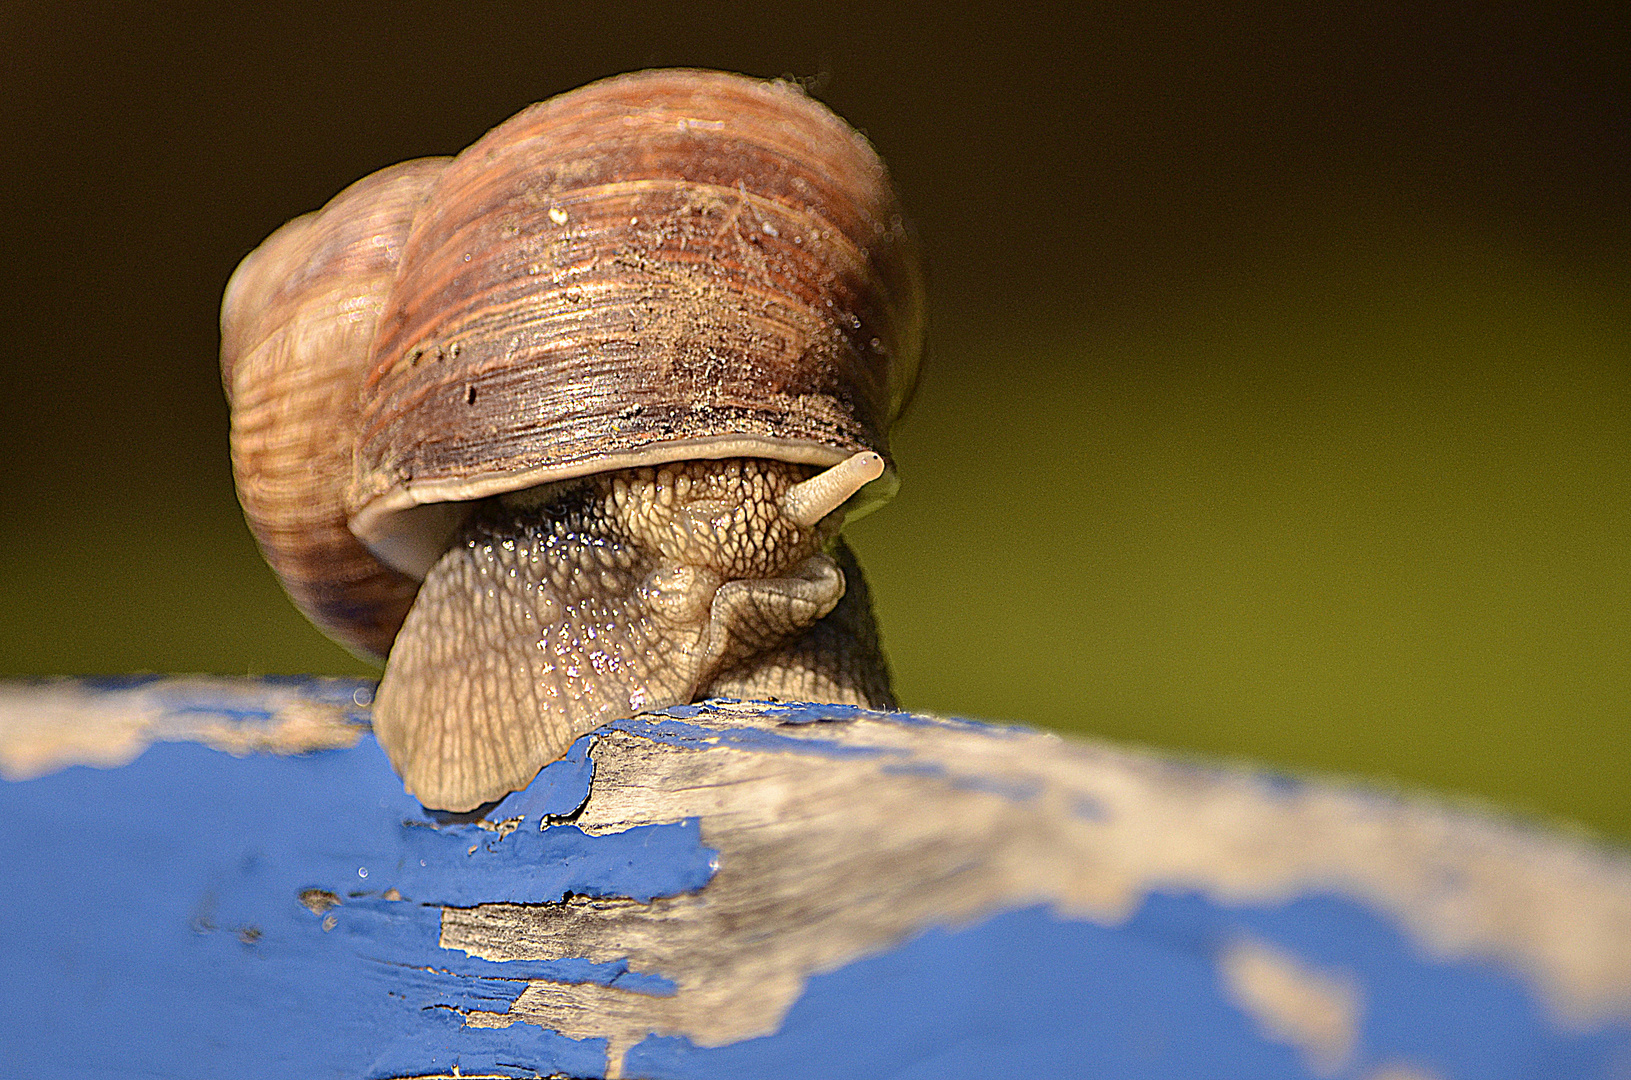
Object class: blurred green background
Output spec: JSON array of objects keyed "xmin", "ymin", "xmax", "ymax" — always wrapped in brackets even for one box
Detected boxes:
[{"xmin": 2, "ymin": 3, "xmax": 1626, "ymax": 839}]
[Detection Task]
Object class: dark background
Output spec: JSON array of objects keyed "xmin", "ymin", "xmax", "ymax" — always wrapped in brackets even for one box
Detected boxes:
[{"xmin": 3, "ymin": 3, "xmax": 1627, "ymax": 838}]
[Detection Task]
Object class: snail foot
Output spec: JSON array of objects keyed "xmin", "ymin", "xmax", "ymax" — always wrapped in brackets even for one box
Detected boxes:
[{"xmin": 372, "ymin": 458, "xmax": 892, "ymax": 811}]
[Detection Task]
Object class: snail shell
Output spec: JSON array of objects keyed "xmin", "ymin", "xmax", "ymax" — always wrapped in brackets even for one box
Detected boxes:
[{"xmin": 222, "ymin": 69, "xmax": 925, "ymax": 810}]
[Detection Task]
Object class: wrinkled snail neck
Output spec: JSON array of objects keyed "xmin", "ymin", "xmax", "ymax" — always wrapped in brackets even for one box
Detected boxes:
[{"xmin": 370, "ymin": 453, "xmax": 892, "ymax": 812}]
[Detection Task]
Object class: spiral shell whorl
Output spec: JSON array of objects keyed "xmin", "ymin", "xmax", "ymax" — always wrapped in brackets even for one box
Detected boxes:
[
  {"xmin": 221, "ymin": 159, "xmax": 449, "ymax": 658},
  {"xmin": 350, "ymin": 70, "xmax": 925, "ymax": 574}
]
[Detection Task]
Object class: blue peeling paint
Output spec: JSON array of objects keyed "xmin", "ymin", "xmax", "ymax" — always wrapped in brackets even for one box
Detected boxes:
[
  {"xmin": 365, "ymin": 1006, "xmax": 610, "ymax": 1080},
  {"xmin": 1205, "ymin": 892, "xmax": 1631, "ymax": 1080},
  {"xmin": 490, "ymin": 733, "xmax": 598, "ymax": 820},
  {"xmin": 5, "ymin": 689, "xmax": 1629, "ymax": 1079},
  {"xmin": 387, "ymin": 815, "xmax": 711, "ymax": 907},
  {"xmin": 626, "ymin": 894, "xmax": 1631, "ymax": 1079},
  {"xmin": 0, "ymin": 732, "xmax": 713, "ymax": 1080},
  {"xmin": 627, "ymin": 904, "xmax": 1310, "ymax": 1079}
]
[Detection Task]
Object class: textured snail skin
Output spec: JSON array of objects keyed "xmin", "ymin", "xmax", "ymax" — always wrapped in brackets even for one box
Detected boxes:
[
  {"xmin": 376, "ymin": 459, "xmax": 892, "ymax": 811},
  {"xmin": 221, "ymin": 69, "xmax": 923, "ymax": 811}
]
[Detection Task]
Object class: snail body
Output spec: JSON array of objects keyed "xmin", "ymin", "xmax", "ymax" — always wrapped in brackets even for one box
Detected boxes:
[{"xmin": 221, "ymin": 70, "xmax": 924, "ymax": 811}]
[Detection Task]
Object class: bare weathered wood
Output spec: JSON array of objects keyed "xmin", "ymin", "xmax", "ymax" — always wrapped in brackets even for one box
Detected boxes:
[
  {"xmin": 2, "ymin": 679, "xmax": 1628, "ymax": 1078},
  {"xmin": 0, "ymin": 676, "xmax": 368, "ymax": 779}
]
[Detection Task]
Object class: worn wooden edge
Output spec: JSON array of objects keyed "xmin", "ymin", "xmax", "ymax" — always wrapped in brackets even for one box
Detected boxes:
[{"xmin": 2, "ymin": 677, "xmax": 1629, "ymax": 1079}]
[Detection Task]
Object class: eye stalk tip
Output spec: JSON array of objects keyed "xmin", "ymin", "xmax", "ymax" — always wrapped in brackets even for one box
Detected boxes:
[{"xmin": 780, "ymin": 452, "xmax": 886, "ymax": 527}]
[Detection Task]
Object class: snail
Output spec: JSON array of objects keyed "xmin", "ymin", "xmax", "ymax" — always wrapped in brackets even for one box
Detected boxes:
[{"xmin": 220, "ymin": 69, "xmax": 924, "ymax": 811}]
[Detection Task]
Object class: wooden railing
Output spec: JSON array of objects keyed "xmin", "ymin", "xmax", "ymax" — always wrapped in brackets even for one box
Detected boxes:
[{"xmin": 2, "ymin": 677, "xmax": 1628, "ymax": 1078}]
